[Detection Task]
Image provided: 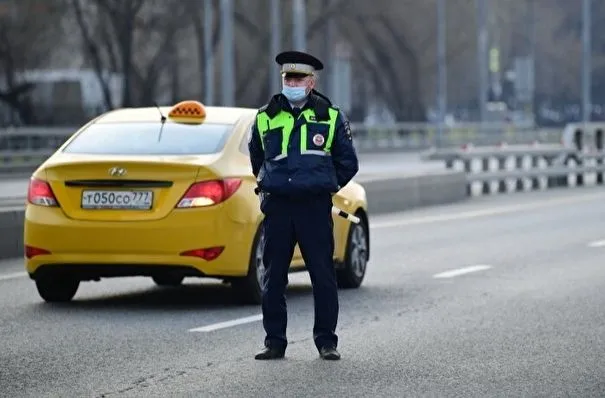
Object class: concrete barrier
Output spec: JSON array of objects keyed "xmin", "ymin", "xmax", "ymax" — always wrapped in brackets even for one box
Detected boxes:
[
  {"xmin": 357, "ymin": 170, "xmax": 467, "ymax": 215},
  {"xmin": 0, "ymin": 170, "xmax": 467, "ymax": 261},
  {"xmin": 0, "ymin": 207, "xmax": 24, "ymax": 261}
]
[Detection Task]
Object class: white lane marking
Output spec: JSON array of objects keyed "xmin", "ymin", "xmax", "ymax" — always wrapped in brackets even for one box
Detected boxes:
[
  {"xmin": 0, "ymin": 271, "xmax": 27, "ymax": 281},
  {"xmin": 371, "ymin": 192, "xmax": 605, "ymax": 229},
  {"xmin": 189, "ymin": 314, "xmax": 263, "ymax": 332},
  {"xmin": 433, "ymin": 265, "xmax": 492, "ymax": 279},
  {"xmin": 588, "ymin": 240, "xmax": 605, "ymax": 248}
]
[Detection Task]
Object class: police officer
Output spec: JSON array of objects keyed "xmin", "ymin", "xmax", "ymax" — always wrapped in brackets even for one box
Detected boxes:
[{"xmin": 248, "ymin": 50, "xmax": 359, "ymax": 361}]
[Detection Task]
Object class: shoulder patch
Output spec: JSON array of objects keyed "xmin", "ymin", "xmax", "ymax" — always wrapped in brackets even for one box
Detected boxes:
[{"xmin": 344, "ymin": 120, "xmax": 352, "ymax": 140}]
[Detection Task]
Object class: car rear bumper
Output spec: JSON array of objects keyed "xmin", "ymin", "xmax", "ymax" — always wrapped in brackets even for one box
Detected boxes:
[{"xmin": 24, "ymin": 205, "xmax": 257, "ymax": 278}]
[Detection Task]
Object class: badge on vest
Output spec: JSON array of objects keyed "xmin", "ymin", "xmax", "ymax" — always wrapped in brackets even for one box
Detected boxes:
[{"xmin": 312, "ymin": 133, "xmax": 325, "ymax": 146}]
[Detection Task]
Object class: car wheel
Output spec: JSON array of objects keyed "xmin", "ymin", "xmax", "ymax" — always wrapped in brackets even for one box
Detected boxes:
[
  {"xmin": 35, "ymin": 275, "xmax": 80, "ymax": 302},
  {"xmin": 336, "ymin": 216, "xmax": 369, "ymax": 289},
  {"xmin": 231, "ymin": 225, "xmax": 264, "ymax": 305},
  {"xmin": 152, "ymin": 275, "xmax": 184, "ymax": 287}
]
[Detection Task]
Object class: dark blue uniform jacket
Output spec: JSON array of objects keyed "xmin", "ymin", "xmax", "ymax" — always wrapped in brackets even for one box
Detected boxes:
[{"xmin": 248, "ymin": 90, "xmax": 359, "ymax": 197}]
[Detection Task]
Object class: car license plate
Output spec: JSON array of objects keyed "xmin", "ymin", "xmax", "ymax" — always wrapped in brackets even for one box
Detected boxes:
[{"xmin": 81, "ymin": 190, "xmax": 153, "ymax": 210}]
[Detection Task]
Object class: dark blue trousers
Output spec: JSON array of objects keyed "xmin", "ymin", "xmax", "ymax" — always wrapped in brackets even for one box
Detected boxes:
[{"xmin": 260, "ymin": 192, "xmax": 339, "ymax": 351}]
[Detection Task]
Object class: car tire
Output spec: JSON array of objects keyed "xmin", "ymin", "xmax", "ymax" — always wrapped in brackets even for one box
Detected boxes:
[
  {"xmin": 336, "ymin": 215, "xmax": 369, "ymax": 289},
  {"xmin": 231, "ymin": 225, "xmax": 264, "ymax": 305},
  {"xmin": 35, "ymin": 275, "xmax": 80, "ymax": 302}
]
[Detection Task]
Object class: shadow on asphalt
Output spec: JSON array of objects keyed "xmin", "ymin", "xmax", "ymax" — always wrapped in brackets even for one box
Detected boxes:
[{"xmin": 32, "ymin": 281, "xmax": 361, "ymax": 312}]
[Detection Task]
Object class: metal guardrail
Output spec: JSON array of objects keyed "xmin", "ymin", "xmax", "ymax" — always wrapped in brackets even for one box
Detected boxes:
[
  {"xmin": 0, "ymin": 123, "xmax": 563, "ymax": 175},
  {"xmin": 0, "ymin": 150, "xmax": 52, "ymax": 174},
  {"xmin": 352, "ymin": 123, "xmax": 562, "ymax": 152},
  {"xmin": 422, "ymin": 144, "xmax": 605, "ymax": 195}
]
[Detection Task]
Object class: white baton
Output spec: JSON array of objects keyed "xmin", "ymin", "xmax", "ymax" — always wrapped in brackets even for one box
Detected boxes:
[{"xmin": 332, "ymin": 206, "xmax": 360, "ymax": 224}]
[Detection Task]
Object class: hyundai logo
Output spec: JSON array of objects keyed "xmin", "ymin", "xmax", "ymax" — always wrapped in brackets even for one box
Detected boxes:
[{"xmin": 108, "ymin": 167, "xmax": 127, "ymax": 177}]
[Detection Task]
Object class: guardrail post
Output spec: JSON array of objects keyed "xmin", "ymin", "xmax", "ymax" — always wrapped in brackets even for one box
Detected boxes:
[
  {"xmin": 574, "ymin": 128, "xmax": 583, "ymax": 151},
  {"xmin": 596, "ymin": 158, "xmax": 604, "ymax": 185},
  {"xmin": 464, "ymin": 159, "xmax": 472, "ymax": 173},
  {"xmin": 481, "ymin": 156, "xmax": 491, "ymax": 193},
  {"xmin": 530, "ymin": 156, "xmax": 539, "ymax": 189},
  {"xmin": 515, "ymin": 155, "xmax": 524, "ymax": 191},
  {"xmin": 596, "ymin": 153, "xmax": 604, "ymax": 185},
  {"xmin": 576, "ymin": 155, "xmax": 584, "ymax": 186},
  {"xmin": 497, "ymin": 156, "xmax": 507, "ymax": 193},
  {"xmin": 482, "ymin": 157, "xmax": 489, "ymax": 172},
  {"xmin": 576, "ymin": 138, "xmax": 585, "ymax": 188},
  {"xmin": 571, "ymin": 127, "xmax": 584, "ymax": 186},
  {"xmin": 596, "ymin": 129, "xmax": 603, "ymax": 184},
  {"xmin": 545, "ymin": 157, "xmax": 561, "ymax": 188}
]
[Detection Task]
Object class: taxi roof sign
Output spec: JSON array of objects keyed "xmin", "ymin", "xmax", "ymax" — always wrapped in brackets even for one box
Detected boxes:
[{"xmin": 168, "ymin": 100, "xmax": 206, "ymax": 123}]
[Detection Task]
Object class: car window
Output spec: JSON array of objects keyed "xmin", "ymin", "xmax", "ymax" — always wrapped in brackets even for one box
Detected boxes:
[{"xmin": 62, "ymin": 122, "xmax": 233, "ymax": 155}]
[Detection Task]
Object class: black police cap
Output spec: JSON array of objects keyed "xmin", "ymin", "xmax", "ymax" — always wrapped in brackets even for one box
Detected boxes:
[{"xmin": 275, "ymin": 50, "xmax": 324, "ymax": 76}]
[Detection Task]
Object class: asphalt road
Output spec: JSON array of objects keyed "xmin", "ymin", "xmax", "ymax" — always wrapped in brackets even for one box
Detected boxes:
[
  {"xmin": 1, "ymin": 188, "xmax": 604, "ymax": 397},
  {"xmin": 0, "ymin": 152, "xmax": 444, "ymax": 206}
]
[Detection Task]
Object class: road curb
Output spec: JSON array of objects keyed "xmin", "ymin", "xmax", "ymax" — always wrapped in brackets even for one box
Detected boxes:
[{"xmin": 0, "ymin": 170, "xmax": 468, "ymax": 261}]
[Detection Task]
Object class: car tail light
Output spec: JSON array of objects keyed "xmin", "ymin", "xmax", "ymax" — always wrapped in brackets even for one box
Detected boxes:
[
  {"xmin": 25, "ymin": 245, "xmax": 51, "ymax": 259},
  {"xmin": 27, "ymin": 178, "xmax": 58, "ymax": 207},
  {"xmin": 180, "ymin": 247, "xmax": 224, "ymax": 261},
  {"xmin": 176, "ymin": 178, "xmax": 242, "ymax": 208}
]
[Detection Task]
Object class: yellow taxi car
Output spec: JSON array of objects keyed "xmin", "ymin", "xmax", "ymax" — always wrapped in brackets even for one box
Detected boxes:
[{"xmin": 24, "ymin": 100, "xmax": 370, "ymax": 304}]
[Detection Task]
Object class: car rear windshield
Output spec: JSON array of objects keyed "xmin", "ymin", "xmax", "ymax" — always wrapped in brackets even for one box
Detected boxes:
[{"xmin": 62, "ymin": 122, "xmax": 233, "ymax": 155}]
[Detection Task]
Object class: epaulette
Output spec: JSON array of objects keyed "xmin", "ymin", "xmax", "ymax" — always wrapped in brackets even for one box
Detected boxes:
[{"xmin": 258, "ymin": 94, "xmax": 282, "ymax": 118}]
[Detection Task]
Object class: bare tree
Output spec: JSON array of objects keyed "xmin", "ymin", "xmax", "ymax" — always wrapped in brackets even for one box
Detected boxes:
[
  {"xmin": 7, "ymin": 0, "xmax": 604, "ymax": 125},
  {"xmin": 0, "ymin": 0, "xmax": 67, "ymax": 124},
  {"xmin": 70, "ymin": 0, "xmax": 190, "ymax": 108},
  {"xmin": 187, "ymin": 0, "xmax": 221, "ymax": 99},
  {"xmin": 337, "ymin": 0, "xmax": 478, "ymax": 121}
]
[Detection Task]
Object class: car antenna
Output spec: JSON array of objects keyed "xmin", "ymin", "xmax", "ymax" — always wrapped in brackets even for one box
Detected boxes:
[
  {"xmin": 154, "ymin": 102, "xmax": 167, "ymax": 142},
  {"xmin": 154, "ymin": 102, "xmax": 167, "ymax": 123}
]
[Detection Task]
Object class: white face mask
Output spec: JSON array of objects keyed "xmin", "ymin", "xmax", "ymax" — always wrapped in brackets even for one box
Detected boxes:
[{"xmin": 282, "ymin": 86, "xmax": 307, "ymax": 102}]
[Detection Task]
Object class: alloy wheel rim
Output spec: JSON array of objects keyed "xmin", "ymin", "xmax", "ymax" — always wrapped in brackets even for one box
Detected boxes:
[{"xmin": 350, "ymin": 224, "xmax": 367, "ymax": 278}]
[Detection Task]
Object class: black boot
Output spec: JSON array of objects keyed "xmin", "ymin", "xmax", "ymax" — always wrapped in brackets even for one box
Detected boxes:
[
  {"xmin": 319, "ymin": 346, "xmax": 340, "ymax": 360},
  {"xmin": 254, "ymin": 346, "xmax": 286, "ymax": 360}
]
